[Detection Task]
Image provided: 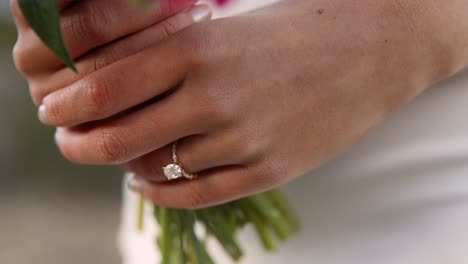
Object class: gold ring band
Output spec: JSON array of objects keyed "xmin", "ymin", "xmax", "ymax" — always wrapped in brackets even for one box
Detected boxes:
[{"xmin": 162, "ymin": 142, "xmax": 197, "ymax": 180}]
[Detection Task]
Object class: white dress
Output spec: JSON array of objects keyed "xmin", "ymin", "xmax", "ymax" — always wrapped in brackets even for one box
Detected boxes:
[{"xmin": 119, "ymin": 1, "xmax": 468, "ymax": 263}]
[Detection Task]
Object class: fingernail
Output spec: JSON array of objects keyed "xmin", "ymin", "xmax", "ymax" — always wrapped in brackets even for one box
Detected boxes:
[
  {"xmin": 38, "ymin": 104, "xmax": 49, "ymax": 124},
  {"xmin": 54, "ymin": 127, "xmax": 65, "ymax": 144},
  {"xmin": 188, "ymin": 5, "xmax": 212, "ymax": 23},
  {"xmin": 128, "ymin": 176, "xmax": 151, "ymax": 195}
]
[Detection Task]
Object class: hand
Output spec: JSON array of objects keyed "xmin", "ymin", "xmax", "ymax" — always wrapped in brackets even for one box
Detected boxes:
[
  {"xmin": 22, "ymin": 0, "xmax": 467, "ymax": 208},
  {"xmin": 11, "ymin": 0, "xmax": 210, "ymax": 105}
]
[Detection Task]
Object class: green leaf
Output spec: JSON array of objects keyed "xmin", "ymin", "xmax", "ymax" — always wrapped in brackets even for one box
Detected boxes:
[{"xmin": 18, "ymin": 0, "xmax": 77, "ymax": 72}]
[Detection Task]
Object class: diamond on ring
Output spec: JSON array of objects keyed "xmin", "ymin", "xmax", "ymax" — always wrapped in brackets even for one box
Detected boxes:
[
  {"xmin": 163, "ymin": 164, "xmax": 182, "ymax": 180},
  {"xmin": 162, "ymin": 142, "xmax": 197, "ymax": 181}
]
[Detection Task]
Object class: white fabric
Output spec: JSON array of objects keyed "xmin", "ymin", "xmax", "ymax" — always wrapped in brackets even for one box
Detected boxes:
[{"xmin": 119, "ymin": 1, "xmax": 468, "ymax": 263}]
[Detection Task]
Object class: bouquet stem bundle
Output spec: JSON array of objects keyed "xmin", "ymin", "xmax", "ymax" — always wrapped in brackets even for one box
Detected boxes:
[{"xmin": 139, "ymin": 190, "xmax": 299, "ymax": 263}]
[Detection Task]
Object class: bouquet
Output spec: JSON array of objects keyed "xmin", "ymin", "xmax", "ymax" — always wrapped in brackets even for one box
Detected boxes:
[{"xmin": 17, "ymin": 0, "xmax": 299, "ymax": 263}]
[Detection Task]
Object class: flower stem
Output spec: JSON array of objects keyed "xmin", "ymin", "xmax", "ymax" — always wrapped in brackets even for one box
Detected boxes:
[
  {"xmin": 160, "ymin": 207, "xmax": 172, "ymax": 264},
  {"xmin": 266, "ymin": 190, "xmax": 300, "ymax": 233},
  {"xmin": 247, "ymin": 194, "xmax": 291, "ymax": 240},
  {"xmin": 240, "ymin": 202, "xmax": 278, "ymax": 252},
  {"xmin": 137, "ymin": 196, "xmax": 145, "ymax": 232}
]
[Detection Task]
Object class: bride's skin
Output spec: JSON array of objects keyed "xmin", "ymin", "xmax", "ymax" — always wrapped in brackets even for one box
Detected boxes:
[{"xmin": 11, "ymin": 0, "xmax": 468, "ymax": 208}]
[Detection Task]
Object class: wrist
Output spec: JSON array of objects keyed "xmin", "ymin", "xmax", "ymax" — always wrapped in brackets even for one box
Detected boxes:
[
  {"xmin": 295, "ymin": 0, "xmax": 466, "ymax": 83},
  {"xmin": 398, "ymin": 0, "xmax": 468, "ymax": 81}
]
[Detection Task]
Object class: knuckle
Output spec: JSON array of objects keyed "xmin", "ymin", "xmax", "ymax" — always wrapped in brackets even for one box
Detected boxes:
[
  {"xmin": 95, "ymin": 129, "xmax": 128, "ymax": 164},
  {"xmin": 90, "ymin": 50, "xmax": 117, "ymax": 73},
  {"xmin": 195, "ymin": 89, "xmax": 236, "ymax": 126},
  {"xmin": 241, "ymin": 126, "xmax": 270, "ymax": 158},
  {"xmin": 233, "ymin": 133, "xmax": 260, "ymax": 159},
  {"xmin": 243, "ymin": 167, "xmax": 273, "ymax": 191},
  {"xmin": 85, "ymin": 77, "xmax": 112, "ymax": 117},
  {"xmin": 178, "ymin": 25, "xmax": 217, "ymax": 64},
  {"xmin": 91, "ymin": 55, "xmax": 109, "ymax": 73},
  {"xmin": 64, "ymin": 5, "xmax": 101, "ymax": 43},
  {"xmin": 256, "ymin": 159, "xmax": 286, "ymax": 187},
  {"xmin": 182, "ymin": 184, "xmax": 208, "ymax": 209},
  {"xmin": 45, "ymin": 99, "xmax": 65, "ymax": 124},
  {"xmin": 12, "ymin": 41, "xmax": 33, "ymax": 75},
  {"xmin": 158, "ymin": 19, "xmax": 180, "ymax": 39}
]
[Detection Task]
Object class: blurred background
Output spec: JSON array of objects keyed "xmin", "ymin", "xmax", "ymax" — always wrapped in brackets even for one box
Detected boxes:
[{"xmin": 0, "ymin": 1, "xmax": 123, "ymax": 263}]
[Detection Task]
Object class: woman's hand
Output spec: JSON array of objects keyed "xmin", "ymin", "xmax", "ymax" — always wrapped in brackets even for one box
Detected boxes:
[
  {"xmin": 11, "ymin": 0, "xmax": 211, "ymax": 105},
  {"xmin": 19, "ymin": 0, "xmax": 468, "ymax": 209}
]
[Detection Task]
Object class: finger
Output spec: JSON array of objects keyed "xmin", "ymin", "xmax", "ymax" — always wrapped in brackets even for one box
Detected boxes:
[
  {"xmin": 177, "ymin": 129, "xmax": 264, "ymax": 172},
  {"xmin": 127, "ymin": 163, "xmax": 281, "ymax": 209},
  {"xmin": 14, "ymin": 0, "xmax": 197, "ymax": 76},
  {"xmin": 124, "ymin": 130, "xmax": 262, "ymax": 182},
  {"xmin": 122, "ymin": 143, "xmax": 175, "ymax": 182},
  {"xmin": 38, "ymin": 18, "xmax": 201, "ymax": 127},
  {"xmin": 10, "ymin": 0, "xmax": 74, "ymax": 30},
  {"xmin": 54, "ymin": 92, "xmax": 213, "ymax": 165},
  {"xmin": 30, "ymin": 4, "xmax": 212, "ymax": 106},
  {"xmin": 39, "ymin": 38, "xmax": 187, "ymax": 126}
]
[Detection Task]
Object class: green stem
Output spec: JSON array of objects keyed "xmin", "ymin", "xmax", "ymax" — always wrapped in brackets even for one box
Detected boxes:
[
  {"xmin": 266, "ymin": 190, "xmax": 300, "ymax": 233},
  {"xmin": 196, "ymin": 210, "xmax": 243, "ymax": 261},
  {"xmin": 150, "ymin": 189, "xmax": 298, "ymax": 263},
  {"xmin": 160, "ymin": 207, "xmax": 172, "ymax": 264},
  {"xmin": 137, "ymin": 196, "xmax": 145, "ymax": 232},
  {"xmin": 239, "ymin": 202, "xmax": 278, "ymax": 252},
  {"xmin": 171, "ymin": 210, "xmax": 186, "ymax": 264},
  {"xmin": 181, "ymin": 211, "xmax": 215, "ymax": 264},
  {"xmin": 247, "ymin": 194, "xmax": 291, "ymax": 240}
]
